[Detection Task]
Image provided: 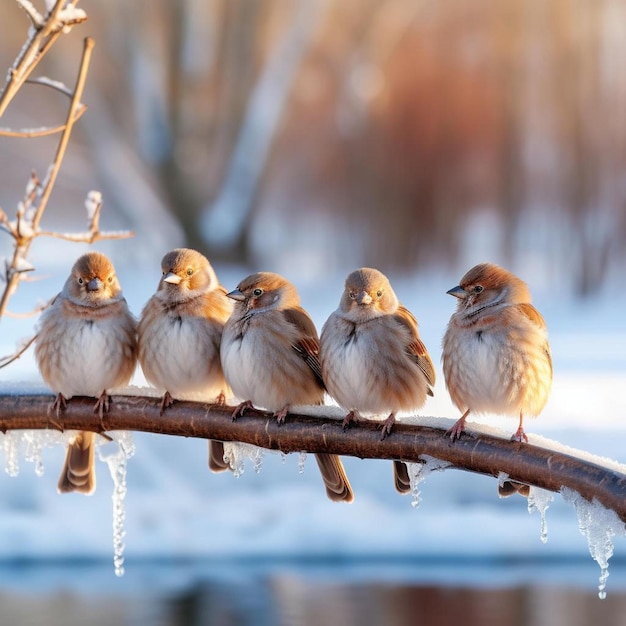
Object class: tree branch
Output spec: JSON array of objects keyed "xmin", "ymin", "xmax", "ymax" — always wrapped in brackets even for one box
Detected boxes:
[
  {"xmin": 0, "ymin": 0, "xmax": 84, "ymax": 116},
  {"xmin": 0, "ymin": 36, "xmax": 95, "ymax": 322},
  {"xmin": 1, "ymin": 392, "xmax": 625, "ymax": 523}
]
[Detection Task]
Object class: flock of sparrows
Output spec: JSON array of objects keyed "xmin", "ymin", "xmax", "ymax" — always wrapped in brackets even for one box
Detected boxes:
[{"xmin": 34, "ymin": 249, "xmax": 553, "ymax": 501}]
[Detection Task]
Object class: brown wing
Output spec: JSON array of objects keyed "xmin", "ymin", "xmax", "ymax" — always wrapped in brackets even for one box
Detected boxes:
[
  {"xmin": 282, "ymin": 307, "xmax": 324, "ymax": 388},
  {"xmin": 518, "ymin": 303, "xmax": 553, "ymax": 376},
  {"xmin": 393, "ymin": 305, "xmax": 436, "ymax": 392}
]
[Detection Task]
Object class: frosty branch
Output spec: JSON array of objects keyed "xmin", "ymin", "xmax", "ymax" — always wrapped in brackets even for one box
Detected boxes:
[
  {"xmin": 0, "ymin": 35, "xmax": 94, "ymax": 325},
  {"xmin": 0, "ymin": 0, "xmax": 86, "ymax": 117},
  {"xmin": 0, "ymin": 9, "xmax": 134, "ymax": 367},
  {"xmin": 1, "ymin": 392, "xmax": 625, "ymax": 525}
]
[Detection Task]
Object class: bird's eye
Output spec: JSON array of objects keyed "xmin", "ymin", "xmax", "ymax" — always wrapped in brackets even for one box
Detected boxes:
[
  {"xmin": 253, "ymin": 288, "xmax": 263, "ymax": 297},
  {"xmin": 473, "ymin": 285, "xmax": 484, "ymax": 293},
  {"xmin": 349, "ymin": 291, "xmax": 356, "ymax": 299},
  {"xmin": 78, "ymin": 277, "xmax": 84, "ymax": 285},
  {"xmin": 186, "ymin": 268, "xmax": 194, "ymax": 276},
  {"xmin": 107, "ymin": 276, "xmax": 114, "ymax": 284},
  {"xmin": 376, "ymin": 290, "xmax": 383, "ymax": 298}
]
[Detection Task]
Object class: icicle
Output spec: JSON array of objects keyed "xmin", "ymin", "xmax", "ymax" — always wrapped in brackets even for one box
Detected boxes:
[
  {"xmin": 251, "ymin": 446, "xmax": 264, "ymax": 474},
  {"xmin": 2, "ymin": 430, "xmax": 22, "ymax": 477},
  {"xmin": 223, "ymin": 442, "xmax": 245, "ymax": 477},
  {"xmin": 23, "ymin": 430, "xmax": 45, "ymax": 477},
  {"xmin": 298, "ymin": 452, "xmax": 307, "ymax": 474},
  {"xmin": 4, "ymin": 430, "xmax": 69, "ymax": 478},
  {"xmin": 407, "ymin": 455, "xmax": 451, "ymax": 509},
  {"xmin": 98, "ymin": 432, "xmax": 135, "ymax": 578},
  {"xmin": 527, "ymin": 487, "xmax": 553, "ymax": 544},
  {"xmin": 222, "ymin": 442, "xmax": 265, "ymax": 477},
  {"xmin": 562, "ymin": 487, "xmax": 626, "ymax": 599}
]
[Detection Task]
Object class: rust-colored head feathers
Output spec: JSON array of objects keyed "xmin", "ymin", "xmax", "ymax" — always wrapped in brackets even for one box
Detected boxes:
[
  {"xmin": 448, "ymin": 263, "xmax": 532, "ymax": 314},
  {"xmin": 157, "ymin": 248, "xmax": 218, "ymax": 301},
  {"xmin": 65, "ymin": 251, "xmax": 123, "ymax": 305},
  {"xmin": 227, "ymin": 272, "xmax": 299, "ymax": 312}
]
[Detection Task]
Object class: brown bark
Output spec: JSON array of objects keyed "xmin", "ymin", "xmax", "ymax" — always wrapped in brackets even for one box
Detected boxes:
[{"xmin": 1, "ymin": 392, "xmax": 625, "ymax": 523}]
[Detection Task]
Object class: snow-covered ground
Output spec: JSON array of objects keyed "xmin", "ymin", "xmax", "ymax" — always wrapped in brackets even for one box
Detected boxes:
[{"xmin": 1, "ymin": 240, "xmax": 625, "ymax": 597}]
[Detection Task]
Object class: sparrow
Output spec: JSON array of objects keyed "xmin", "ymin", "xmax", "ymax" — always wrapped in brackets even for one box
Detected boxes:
[
  {"xmin": 137, "ymin": 248, "xmax": 233, "ymax": 472},
  {"xmin": 319, "ymin": 267, "xmax": 436, "ymax": 494},
  {"xmin": 220, "ymin": 272, "xmax": 354, "ymax": 503},
  {"xmin": 442, "ymin": 263, "xmax": 553, "ymax": 474},
  {"xmin": 35, "ymin": 251, "xmax": 137, "ymax": 494}
]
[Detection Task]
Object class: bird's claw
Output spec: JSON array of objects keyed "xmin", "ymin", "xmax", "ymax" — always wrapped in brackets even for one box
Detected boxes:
[
  {"xmin": 342, "ymin": 410, "xmax": 359, "ymax": 430},
  {"xmin": 231, "ymin": 400, "xmax": 253, "ymax": 421},
  {"xmin": 273, "ymin": 406, "xmax": 289, "ymax": 425},
  {"xmin": 379, "ymin": 414, "xmax": 395, "ymax": 440},
  {"xmin": 159, "ymin": 391, "xmax": 174, "ymax": 416},
  {"xmin": 510, "ymin": 427, "xmax": 528, "ymax": 443}
]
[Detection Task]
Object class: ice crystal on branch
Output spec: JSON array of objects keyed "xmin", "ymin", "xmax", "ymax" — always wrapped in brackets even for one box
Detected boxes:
[{"xmin": 562, "ymin": 487, "xmax": 626, "ymax": 599}]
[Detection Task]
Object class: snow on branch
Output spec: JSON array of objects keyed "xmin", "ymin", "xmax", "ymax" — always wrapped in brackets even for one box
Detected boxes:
[
  {"xmin": 1, "ymin": 0, "xmax": 85, "ymax": 116},
  {"xmin": 1, "ymin": 392, "xmax": 625, "ymax": 525}
]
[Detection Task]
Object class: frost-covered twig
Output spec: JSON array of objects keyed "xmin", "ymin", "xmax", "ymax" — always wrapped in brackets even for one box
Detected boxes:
[
  {"xmin": 0, "ymin": 0, "xmax": 85, "ymax": 117},
  {"xmin": 37, "ymin": 191, "xmax": 134, "ymax": 243},
  {"xmin": 1, "ymin": 393, "xmax": 626, "ymax": 526},
  {"xmin": 0, "ymin": 36, "xmax": 95, "ymax": 327}
]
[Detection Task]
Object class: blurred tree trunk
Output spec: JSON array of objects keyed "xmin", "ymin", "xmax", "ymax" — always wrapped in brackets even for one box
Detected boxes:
[{"xmin": 200, "ymin": 0, "xmax": 323, "ymax": 263}]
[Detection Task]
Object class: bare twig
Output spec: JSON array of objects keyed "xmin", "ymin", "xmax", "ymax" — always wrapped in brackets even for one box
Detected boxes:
[
  {"xmin": 0, "ymin": 77, "xmax": 88, "ymax": 138},
  {"xmin": 1, "ymin": 393, "xmax": 625, "ymax": 523}
]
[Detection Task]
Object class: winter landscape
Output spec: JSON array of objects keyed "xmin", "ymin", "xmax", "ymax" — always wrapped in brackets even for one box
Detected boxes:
[
  {"xmin": 2, "ymin": 1, "xmax": 626, "ymax": 624},
  {"xmin": 1, "ymin": 246, "xmax": 626, "ymax": 622}
]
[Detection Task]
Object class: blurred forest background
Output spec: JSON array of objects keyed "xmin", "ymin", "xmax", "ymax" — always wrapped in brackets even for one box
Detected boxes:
[{"xmin": 1, "ymin": 0, "xmax": 626, "ymax": 296}]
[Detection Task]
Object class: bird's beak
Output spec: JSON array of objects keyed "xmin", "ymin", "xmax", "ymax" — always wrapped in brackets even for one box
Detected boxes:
[
  {"xmin": 227, "ymin": 288, "xmax": 246, "ymax": 301},
  {"xmin": 356, "ymin": 291, "xmax": 372, "ymax": 305},
  {"xmin": 163, "ymin": 272, "xmax": 182, "ymax": 285},
  {"xmin": 447, "ymin": 285, "xmax": 467, "ymax": 299},
  {"xmin": 87, "ymin": 278, "xmax": 103, "ymax": 292}
]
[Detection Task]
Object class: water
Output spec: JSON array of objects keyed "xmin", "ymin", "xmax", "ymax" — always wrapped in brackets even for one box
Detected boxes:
[{"xmin": 2, "ymin": 557, "xmax": 626, "ymax": 625}]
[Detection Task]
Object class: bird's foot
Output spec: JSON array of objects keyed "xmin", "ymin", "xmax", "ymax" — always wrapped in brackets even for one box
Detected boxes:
[
  {"xmin": 446, "ymin": 416, "xmax": 466, "ymax": 442},
  {"xmin": 159, "ymin": 391, "xmax": 174, "ymax": 416},
  {"xmin": 510, "ymin": 426, "xmax": 528, "ymax": 443},
  {"xmin": 342, "ymin": 410, "xmax": 360, "ymax": 430},
  {"xmin": 231, "ymin": 400, "xmax": 253, "ymax": 421},
  {"xmin": 379, "ymin": 413, "xmax": 396, "ymax": 440},
  {"xmin": 94, "ymin": 391, "xmax": 111, "ymax": 429},
  {"xmin": 48, "ymin": 393, "xmax": 68, "ymax": 430},
  {"xmin": 273, "ymin": 405, "xmax": 289, "ymax": 425}
]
